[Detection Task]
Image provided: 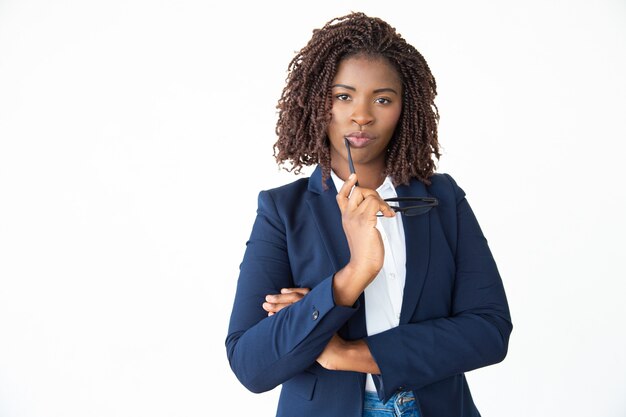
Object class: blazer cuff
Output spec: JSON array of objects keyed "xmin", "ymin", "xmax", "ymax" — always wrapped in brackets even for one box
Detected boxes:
[{"xmin": 284, "ymin": 274, "xmax": 359, "ymax": 352}]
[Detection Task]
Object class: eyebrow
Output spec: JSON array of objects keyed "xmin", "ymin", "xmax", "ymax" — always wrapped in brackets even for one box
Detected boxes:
[{"xmin": 331, "ymin": 84, "xmax": 399, "ymax": 95}]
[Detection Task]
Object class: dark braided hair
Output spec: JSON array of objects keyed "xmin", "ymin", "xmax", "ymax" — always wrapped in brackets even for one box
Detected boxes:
[{"xmin": 273, "ymin": 12, "xmax": 440, "ymax": 187}]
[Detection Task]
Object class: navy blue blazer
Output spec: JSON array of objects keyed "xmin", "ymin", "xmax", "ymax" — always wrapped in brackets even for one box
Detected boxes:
[{"xmin": 226, "ymin": 166, "xmax": 512, "ymax": 417}]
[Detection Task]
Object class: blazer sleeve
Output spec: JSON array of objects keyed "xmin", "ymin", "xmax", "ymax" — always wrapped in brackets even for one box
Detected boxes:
[
  {"xmin": 365, "ymin": 174, "xmax": 513, "ymax": 402},
  {"xmin": 225, "ymin": 189, "xmax": 358, "ymax": 393}
]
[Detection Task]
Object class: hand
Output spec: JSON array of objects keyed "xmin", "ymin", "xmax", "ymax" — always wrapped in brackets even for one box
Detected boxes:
[
  {"xmin": 316, "ymin": 333, "xmax": 346, "ymax": 370},
  {"xmin": 317, "ymin": 334, "xmax": 381, "ymax": 374},
  {"xmin": 262, "ymin": 287, "xmax": 311, "ymax": 316},
  {"xmin": 333, "ymin": 174, "xmax": 394, "ymax": 304},
  {"xmin": 337, "ymin": 173, "xmax": 394, "ymax": 280}
]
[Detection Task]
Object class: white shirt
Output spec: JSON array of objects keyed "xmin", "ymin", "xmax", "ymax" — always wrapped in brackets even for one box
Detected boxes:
[{"xmin": 330, "ymin": 171, "xmax": 407, "ymax": 392}]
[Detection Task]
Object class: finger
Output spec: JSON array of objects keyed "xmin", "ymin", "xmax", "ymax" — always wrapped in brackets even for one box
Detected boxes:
[
  {"xmin": 360, "ymin": 190, "xmax": 395, "ymax": 218},
  {"xmin": 356, "ymin": 192, "xmax": 395, "ymax": 218},
  {"xmin": 338, "ymin": 173, "xmax": 358, "ymax": 197},
  {"xmin": 354, "ymin": 193, "xmax": 385, "ymax": 215},
  {"xmin": 378, "ymin": 204, "xmax": 396, "ymax": 217},
  {"xmin": 345, "ymin": 186, "xmax": 366, "ymax": 212},
  {"xmin": 262, "ymin": 302, "xmax": 294, "ymax": 313},
  {"xmin": 280, "ymin": 287, "xmax": 311, "ymax": 295},
  {"xmin": 336, "ymin": 173, "xmax": 358, "ymax": 212},
  {"xmin": 266, "ymin": 292, "xmax": 306, "ymax": 304},
  {"xmin": 346, "ymin": 186, "xmax": 389, "ymax": 214},
  {"xmin": 263, "ymin": 302, "xmax": 281, "ymax": 313}
]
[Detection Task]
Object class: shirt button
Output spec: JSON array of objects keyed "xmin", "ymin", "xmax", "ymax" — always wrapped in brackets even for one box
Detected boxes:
[
  {"xmin": 389, "ymin": 273, "xmax": 396, "ymax": 279},
  {"xmin": 312, "ymin": 309, "xmax": 319, "ymax": 320}
]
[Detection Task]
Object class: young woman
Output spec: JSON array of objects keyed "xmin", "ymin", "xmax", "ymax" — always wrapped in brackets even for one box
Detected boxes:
[{"xmin": 226, "ymin": 12, "xmax": 512, "ymax": 417}]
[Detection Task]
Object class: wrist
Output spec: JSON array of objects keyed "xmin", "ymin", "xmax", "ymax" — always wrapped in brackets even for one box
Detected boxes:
[
  {"xmin": 346, "ymin": 259, "xmax": 380, "ymax": 282},
  {"xmin": 332, "ymin": 264, "xmax": 374, "ymax": 306}
]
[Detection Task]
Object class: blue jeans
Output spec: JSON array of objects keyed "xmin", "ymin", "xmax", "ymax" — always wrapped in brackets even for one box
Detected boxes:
[{"xmin": 363, "ymin": 390, "xmax": 420, "ymax": 417}]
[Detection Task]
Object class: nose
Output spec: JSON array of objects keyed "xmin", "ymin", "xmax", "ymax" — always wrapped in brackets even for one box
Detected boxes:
[{"xmin": 351, "ymin": 101, "xmax": 374, "ymax": 128}]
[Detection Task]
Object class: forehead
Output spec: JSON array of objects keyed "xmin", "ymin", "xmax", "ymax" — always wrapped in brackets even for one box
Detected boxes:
[{"xmin": 332, "ymin": 55, "xmax": 402, "ymax": 89}]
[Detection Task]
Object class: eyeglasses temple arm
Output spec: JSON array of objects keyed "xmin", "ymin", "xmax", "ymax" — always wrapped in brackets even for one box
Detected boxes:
[{"xmin": 344, "ymin": 138, "xmax": 359, "ymax": 187}]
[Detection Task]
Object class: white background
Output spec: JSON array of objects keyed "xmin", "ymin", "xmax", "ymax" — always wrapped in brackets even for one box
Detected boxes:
[{"xmin": 1, "ymin": 1, "xmax": 625, "ymax": 416}]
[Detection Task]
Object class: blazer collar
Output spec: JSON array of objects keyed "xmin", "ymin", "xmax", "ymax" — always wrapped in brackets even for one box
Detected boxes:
[{"xmin": 307, "ymin": 165, "xmax": 327, "ymax": 195}]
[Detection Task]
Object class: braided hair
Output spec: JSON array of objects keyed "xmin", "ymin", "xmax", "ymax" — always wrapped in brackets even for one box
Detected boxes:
[{"xmin": 273, "ymin": 12, "xmax": 440, "ymax": 187}]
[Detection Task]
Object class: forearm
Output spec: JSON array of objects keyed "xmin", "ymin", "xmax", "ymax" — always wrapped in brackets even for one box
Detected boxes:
[
  {"xmin": 332, "ymin": 263, "xmax": 377, "ymax": 307},
  {"xmin": 227, "ymin": 276, "xmax": 358, "ymax": 393},
  {"xmin": 227, "ymin": 319, "xmax": 328, "ymax": 392},
  {"xmin": 366, "ymin": 310, "xmax": 512, "ymax": 401}
]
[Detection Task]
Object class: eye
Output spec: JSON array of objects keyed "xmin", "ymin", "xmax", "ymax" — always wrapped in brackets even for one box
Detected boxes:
[
  {"xmin": 335, "ymin": 93, "xmax": 351, "ymax": 101},
  {"xmin": 375, "ymin": 97, "xmax": 392, "ymax": 105}
]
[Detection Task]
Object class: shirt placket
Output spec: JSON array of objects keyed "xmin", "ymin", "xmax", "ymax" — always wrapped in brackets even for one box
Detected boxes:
[{"xmin": 378, "ymin": 220, "xmax": 403, "ymax": 326}]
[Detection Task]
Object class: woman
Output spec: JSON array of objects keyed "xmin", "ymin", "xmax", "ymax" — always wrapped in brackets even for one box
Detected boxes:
[{"xmin": 226, "ymin": 12, "xmax": 512, "ymax": 417}]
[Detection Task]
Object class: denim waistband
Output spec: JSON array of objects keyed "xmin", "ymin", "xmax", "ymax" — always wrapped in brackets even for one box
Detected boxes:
[{"xmin": 363, "ymin": 390, "xmax": 420, "ymax": 417}]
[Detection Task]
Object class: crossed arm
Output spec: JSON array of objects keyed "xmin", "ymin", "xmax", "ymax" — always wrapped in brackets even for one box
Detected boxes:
[
  {"xmin": 227, "ymin": 173, "xmax": 511, "ymax": 400},
  {"xmin": 263, "ymin": 287, "xmax": 380, "ymax": 374},
  {"xmin": 226, "ymin": 173, "xmax": 392, "ymax": 392},
  {"xmin": 260, "ymin": 172, "xmax": 389, "ymax": 374}
]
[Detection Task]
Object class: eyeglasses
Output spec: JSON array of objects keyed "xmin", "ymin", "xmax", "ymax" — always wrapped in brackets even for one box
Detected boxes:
[
  {"xmin": 381, "ymin": 196, "xmax": 438, "ymax": 217},
  {"xmin": 344, "ymin": 138, "xmax": 438, "ymax": 217}
]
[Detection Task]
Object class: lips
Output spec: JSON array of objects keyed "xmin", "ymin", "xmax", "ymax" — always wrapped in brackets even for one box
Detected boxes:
[{"xmin": 345, "ymin": 131, "xmax": 374, "ymax": 148}]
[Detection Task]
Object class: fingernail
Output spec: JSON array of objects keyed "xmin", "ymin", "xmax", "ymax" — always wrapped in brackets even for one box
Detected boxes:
[
  {"xmin": 265, "ymin": 295, "xmax": 274, "ymax": 302},
  {"xmin": 349, "ymin": 173, "xmax": 356, "ymax": 180}
]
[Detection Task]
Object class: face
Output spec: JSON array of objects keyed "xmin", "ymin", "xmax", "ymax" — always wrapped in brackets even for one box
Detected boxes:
[{"xmin": 327, "ymin": 55, "xmax": 403, "ymax": 178}]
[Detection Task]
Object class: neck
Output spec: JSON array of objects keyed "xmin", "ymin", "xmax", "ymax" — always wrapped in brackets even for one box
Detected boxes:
[{"xmin": 332, "ymin": 163, "xmax": 387, "ymax": 190}]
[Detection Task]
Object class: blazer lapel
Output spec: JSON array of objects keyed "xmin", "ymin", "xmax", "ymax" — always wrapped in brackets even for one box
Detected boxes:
[
  {"xmin": 306, "ymin": 166, "xmax": 367, "ymax": 340},
  {"xmin": 397, "ymin": 180, "xmax": 432, "ymax": 324},
  {"xmin": 305, "ymin": 167, "xmax": 350, "ymax": 271}
]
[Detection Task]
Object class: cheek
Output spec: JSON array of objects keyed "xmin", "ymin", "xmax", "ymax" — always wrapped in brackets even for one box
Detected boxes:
[
  {"xmin": 392, "ymin": 103, "xmax": 403, "ymax": 121},
  {"xmin": 329, "ymin": 106, "xmax": 342, "ymax": 122},
  {"xmin": 326, "ymin": 111, "xmax": 339, "ymax": 140},
  {"xmin": 383, "ymin": 107, "xmax": 402, "ymax": 131},
  {"xmin": 327, "ymin": 107, "xmax": 345, "ymax": 131}
]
